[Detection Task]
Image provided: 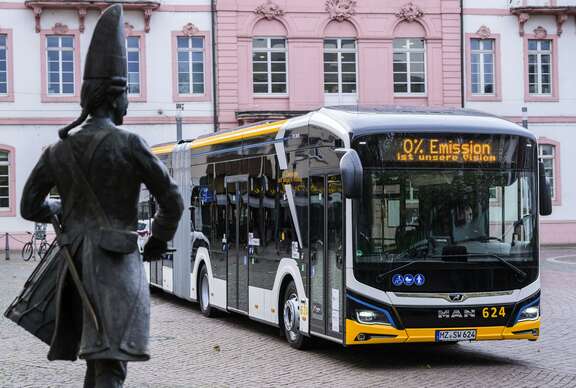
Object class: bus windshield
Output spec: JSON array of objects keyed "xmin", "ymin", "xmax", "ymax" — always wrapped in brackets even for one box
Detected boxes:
[
  {"xmin": 354, "ymin": 168, "xmax": 538, "ymax": 291},
  {"xmin": 352, "ymin": 132, "xmax": 539, "ymax": 292}
]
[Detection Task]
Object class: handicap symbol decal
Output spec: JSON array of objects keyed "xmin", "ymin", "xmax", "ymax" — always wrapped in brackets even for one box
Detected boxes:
[
  {"xmin": 414, "ymin": 273, "xmax": 425, "ymax": 287},
  {"xmin": 392, "ymin": 274, "xmax": 404, "ymax": 286},
  {"xmin": 403, "ymin": 274, "xmax": 415, "ymax": 286}
]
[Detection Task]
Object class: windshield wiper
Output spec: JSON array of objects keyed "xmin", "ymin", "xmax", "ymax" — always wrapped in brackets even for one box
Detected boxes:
[
  {"xmin": 457, "ymin": 236, "xmax": 503, "ymax": 243},
  {"xmin": 431, "ymin": 253, "xmax": 527, "ymax": 280}
]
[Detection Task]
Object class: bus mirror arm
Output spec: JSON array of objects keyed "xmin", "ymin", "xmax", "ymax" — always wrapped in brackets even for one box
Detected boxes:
[
  {"xmin": 538, "ymin": 161, "xmax": 552, "ymax": 216},
  {"xmin": 189, "ymin": 205, "xmax": 196, "ymax": 231},
  {"xmin": 336, "ymin": 148, "xmax": 363, "ymax": 199}
]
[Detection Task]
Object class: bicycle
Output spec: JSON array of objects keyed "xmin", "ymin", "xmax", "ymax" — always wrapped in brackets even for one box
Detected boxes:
[{"xmin": 21, "ymin": 231, "xmax": 50, "ymax": 262}]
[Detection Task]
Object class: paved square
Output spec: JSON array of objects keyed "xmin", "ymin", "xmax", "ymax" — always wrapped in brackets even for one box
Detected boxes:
[{"xmin": 1, "ymin": 247, "xmax": 576, "ymax": 387}]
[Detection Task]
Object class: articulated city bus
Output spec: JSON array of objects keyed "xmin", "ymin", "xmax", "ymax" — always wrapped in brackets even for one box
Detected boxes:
[{"xmin": 139, "ymin": 106, "xmax": 552, "ymax": 348}]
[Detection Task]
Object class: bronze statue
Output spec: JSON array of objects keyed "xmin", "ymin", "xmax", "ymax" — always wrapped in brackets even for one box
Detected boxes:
[{"xmin": 19, "ymin": 5, "xmax": 183, "ymax": 387}]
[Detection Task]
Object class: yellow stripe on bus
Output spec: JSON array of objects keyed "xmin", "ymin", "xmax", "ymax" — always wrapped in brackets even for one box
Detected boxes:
[
  {"xmin": 344, "ymin": 318, "xmax": 540, "ymax": 345},
  {"xmin": 189, "ymin": 120, "xmax": 287, "ymax": 150},
  {"xmin": 152, "ymin": 144, "xmax": 176, "ymax": 155}
]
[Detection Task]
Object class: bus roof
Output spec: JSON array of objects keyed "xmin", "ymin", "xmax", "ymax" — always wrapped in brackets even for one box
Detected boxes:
[
  {"xmin": 151, "ymin": 106, "xmax": 534, "ymax": 155},
  {"xmin": 151, "ymin": 120, "xmax": 287, "ymax": 155},
  {"xmin": 319, "ymin": 106, "xmax": 535, "ymax": 140}
]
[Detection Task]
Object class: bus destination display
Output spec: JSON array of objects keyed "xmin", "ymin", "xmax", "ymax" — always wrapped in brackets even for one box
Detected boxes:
[{"xmin": 395, "ymin": 137, "xmax": 497, "ymax": 163}]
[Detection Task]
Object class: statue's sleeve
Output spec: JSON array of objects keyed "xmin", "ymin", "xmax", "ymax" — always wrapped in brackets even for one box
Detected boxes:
[
  {"xmin": 20, "ymin": 147, "xmax": 61, "ymax": 224},
  {"xmin": 130, "ymin": 134, "xmax": 184, "ymax": 242}
]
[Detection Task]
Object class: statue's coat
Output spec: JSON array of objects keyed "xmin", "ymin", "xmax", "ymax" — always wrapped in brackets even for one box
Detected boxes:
[{"xmin": 20, "ymin": 118, "xmax": 184, "ymax": 361}]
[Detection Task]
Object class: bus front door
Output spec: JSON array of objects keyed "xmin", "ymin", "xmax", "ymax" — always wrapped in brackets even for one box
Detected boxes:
[
  {"xmin": 309, "ymin": 174, "xmax": 344, "ymax": 340},
  {"xmin": 226, "ymin": 177, "xmax": 249, "ymax": 313}
]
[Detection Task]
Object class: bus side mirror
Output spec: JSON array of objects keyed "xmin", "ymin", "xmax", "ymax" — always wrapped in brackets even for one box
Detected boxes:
[
  {"xmin": 337, "ymin": 148, "xmax": 363, "ymax": 199},
  {"xmin": 538, "ymin": 161, "xmax": 552, "ymax": 216}
]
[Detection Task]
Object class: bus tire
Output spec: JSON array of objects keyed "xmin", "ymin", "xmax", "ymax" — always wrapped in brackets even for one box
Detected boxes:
[
  {"xmin": 281, "ymin": 280, "xmax": 311, "ymax": 350},
  {"xmin": 198, "ymin": 264, "xmax": 216, "ymax": 318}
]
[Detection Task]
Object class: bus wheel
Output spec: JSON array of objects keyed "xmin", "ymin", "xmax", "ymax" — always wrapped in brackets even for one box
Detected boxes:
[
  {"xmin": 198, "ymin": 265, "xmax": 215, "ymax": 318},
  {"xmin": 282, "ymin": 281, "xmax": 310, "ymax": 349}
]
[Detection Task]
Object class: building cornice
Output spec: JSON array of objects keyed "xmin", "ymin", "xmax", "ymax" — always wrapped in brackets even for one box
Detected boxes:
[
  {"xmin": 510, "ymin": 6, "xmax": 576, "ymax": 36},
  {"xmin": 24, "ymin": 0, "xmax": 160, "ymax": 33}
]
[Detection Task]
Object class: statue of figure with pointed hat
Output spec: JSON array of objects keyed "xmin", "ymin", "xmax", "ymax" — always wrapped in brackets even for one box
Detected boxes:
[{"xmin": 19, "ymin": 5, "xmax": 184, "ymax": 387}]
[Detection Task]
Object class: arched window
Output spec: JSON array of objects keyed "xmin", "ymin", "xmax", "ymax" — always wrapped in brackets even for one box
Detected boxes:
[
  {"xmin": 323, "ymin": 20, "xmax": 358, "ymax": 104},
  {"xmin": 252, "ymin": 19, "xmax": 288, "ymax": 95},
  {"xmin": 393, "ymin": 22, "xmax": 427, "ymax": 95}
]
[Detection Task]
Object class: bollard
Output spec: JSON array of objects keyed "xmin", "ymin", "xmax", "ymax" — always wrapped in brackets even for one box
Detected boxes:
[{"xmin": 5, "ymin": 232, "xmax": 9, "ymax": 260}]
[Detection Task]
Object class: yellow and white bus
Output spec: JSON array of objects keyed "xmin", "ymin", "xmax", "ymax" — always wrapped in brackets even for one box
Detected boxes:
[{"xmin": 139, "ymin": 106, "xmax": 551, "ymax": 348}]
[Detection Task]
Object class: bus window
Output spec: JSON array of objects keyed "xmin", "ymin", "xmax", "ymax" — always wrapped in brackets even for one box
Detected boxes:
[
  {"xmin": 276, "ymin": 184, "xmax": 294, "ymax": 255},
  {"xmin": 209, "ymin": 170, "xmax": 227, "ymax": 280},
  {"xmin": 248, "ymin": 176, "xmax": 264, "ymax": 254}
]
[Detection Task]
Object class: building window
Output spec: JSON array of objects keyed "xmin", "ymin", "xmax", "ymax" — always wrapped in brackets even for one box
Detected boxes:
[
  {"xmin": 0, "ymin": 34, "xmax": 8, "ymax": 95},
  {"xmin": 126, "ymin": 36, "xmax": 141, "ymax": 95},
  {"xmin": 528, "ymin": 39, "xmax": 552, "ymax": 95},
  {"xmin": 393, "ymin": 38, "xmax": 426, "ymax": 94},
  {"xmin": 470, "ymin": 38, "xmax": 495, "ymax": 95},
  {"xmin": 539, "ymin": 144, "xmax": 556, "ymax": 199},
  {"xmin": 177, "ymin": 36, "xmax": 205, "ymax": 95},
  {"xmin": 252, "ymin": 37, "xmax": 287, "ymax": 94},
  {"xmin": 46, "ymin": 35, "xmax": 75, "ymax": 95},
  {"xmin": 324, "ymin": 39, "xmax": 357, "ymax": 94},
  {"xmin": 0, "ymin": 150, "xmax": 10, "ymax": 209}
]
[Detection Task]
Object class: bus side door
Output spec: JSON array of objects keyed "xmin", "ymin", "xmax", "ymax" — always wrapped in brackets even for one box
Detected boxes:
[
  {"xmin": 309, "ymin": 174, "xmax": 344, "ymax": 340},
  {"xmin": 225, "ymin": 175, "xmax": 249, "ymax": 314}
]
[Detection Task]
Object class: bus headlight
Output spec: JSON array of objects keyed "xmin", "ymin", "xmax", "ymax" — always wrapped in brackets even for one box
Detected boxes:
[
  {"xmin": 355, "ymin": 309, "xmax": 392, "ymax": 325},
  {"xmin": 517, "ymin": 305, "xmax": 540, "ymax": 322},
  {"xmin": 347, "ymin": 293, "xmax": 398, "ymax": 328}
]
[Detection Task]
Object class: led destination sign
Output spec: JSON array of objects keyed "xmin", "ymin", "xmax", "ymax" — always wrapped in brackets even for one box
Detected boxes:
[
  {"xmin": 355, "ymin": 133, "xmax": 532, "ymax": 170},
  {"xmin": 396, "ymin": 138, "xmax": 496, "ymax": 163}
]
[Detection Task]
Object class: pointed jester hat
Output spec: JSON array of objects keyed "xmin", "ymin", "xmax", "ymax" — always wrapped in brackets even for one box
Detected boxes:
[{"xmin": 59, "ymin": 4, "xmax": 127, "ymax": 139}]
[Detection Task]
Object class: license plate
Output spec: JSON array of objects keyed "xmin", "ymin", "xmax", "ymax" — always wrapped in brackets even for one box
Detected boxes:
[{"xmin": 436, "ymin": 329, "xmax": 477, "ymax": 342}]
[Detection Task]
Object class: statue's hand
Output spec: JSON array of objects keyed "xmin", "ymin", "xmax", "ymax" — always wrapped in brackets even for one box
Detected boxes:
[{"xmin": 143, "ymin": 236, "xmax": 167, "ymax": 261}]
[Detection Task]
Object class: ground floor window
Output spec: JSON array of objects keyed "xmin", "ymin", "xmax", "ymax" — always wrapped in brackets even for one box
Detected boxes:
[
  {"xmin": 538, "ymin": 142, "xmax": 557, "ymax": 200},
  {"xmin": 0, "ymin": 149, "xmax": 11, "ymax": 209}
]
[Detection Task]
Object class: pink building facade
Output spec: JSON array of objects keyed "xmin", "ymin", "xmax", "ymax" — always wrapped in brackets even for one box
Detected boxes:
[{"xmin": 215, "ymin": 0, "xmax": 462, "ymax": 128}]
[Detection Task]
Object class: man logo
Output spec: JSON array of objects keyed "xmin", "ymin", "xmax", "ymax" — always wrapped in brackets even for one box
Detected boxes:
[
  {"xmin": 449, "ymin": 293, "xmax": 464, "ymax": 302},
  {"xmin": 438, "ymin": 309, "xmax": 476, "ymax": 319}
]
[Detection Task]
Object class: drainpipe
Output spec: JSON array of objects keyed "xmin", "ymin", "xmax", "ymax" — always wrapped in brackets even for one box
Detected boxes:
[
  {"xmin": 211, "ymin": 0, "xmax": 219, "ymax": 132},
  {"xmin": 460, "ymin": 0, "xmax": 465, "ymax": 108}
]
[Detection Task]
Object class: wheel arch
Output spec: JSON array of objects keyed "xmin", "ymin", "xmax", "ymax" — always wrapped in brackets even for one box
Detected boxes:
[{"xmin": 272, "ymin": 259, "xmax": 309, "ymax": 333}]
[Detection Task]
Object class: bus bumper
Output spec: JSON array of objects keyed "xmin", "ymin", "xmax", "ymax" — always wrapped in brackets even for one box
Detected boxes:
[{"xmin": 345, "ymin": 318, "xmax": 540, "ymax": 345}]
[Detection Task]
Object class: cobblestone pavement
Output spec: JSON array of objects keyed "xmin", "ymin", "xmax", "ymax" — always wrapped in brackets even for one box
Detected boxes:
[{"xmin": 1, "ymin": 247, "xmax": 576, "ymax": 387}]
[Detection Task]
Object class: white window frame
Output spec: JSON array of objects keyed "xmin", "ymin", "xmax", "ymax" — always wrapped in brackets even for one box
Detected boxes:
[
  {"xmin": 176, "ymin": 36, "xmax": 205, "ymax": 96},
  {"xmin": 126, "ymin": 36, "xmax": 141, "ymax": 96},
  {"xmin": 393, "ymin": 38, "xmax": 427, "ymax": 96},
  {"xmin": 252, "ymin": 37, "xmax": 288, "ymax": 96},
  {"xmin": 0, "ymin": 34, "xmax": 7, "ymax": 96},
  {"xmin": 528, "ymin": 39, "xmax": 552, "ymax": 96},
  {"xmin": 323, "ymin": 38, "xmax": 357, "ymax": 96},
  {"xmin": 538, "ymin": 144, "xmax": 556, "ymax": 200},
  {"xmin": 46, "ymin": 35, "xmax": 75, "ymax": 96},
  {"xmin": 470, "ymin": 38, "xmax": 495, "ymax": 96},
  {"xmin": 0, "ymin": 150, "xmax": 10, "ymax": 210}
]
